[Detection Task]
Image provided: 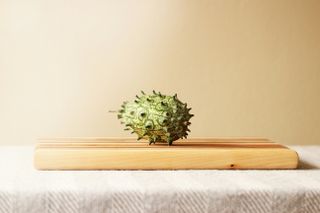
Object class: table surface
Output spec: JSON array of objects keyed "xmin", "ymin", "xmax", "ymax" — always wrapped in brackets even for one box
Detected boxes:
[{"xmin": 1, "ymin": 146, "xmax": 320, "ymax": 213}]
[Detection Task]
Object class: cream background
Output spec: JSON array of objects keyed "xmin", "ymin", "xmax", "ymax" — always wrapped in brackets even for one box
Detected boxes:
[{"xmin": 0, "ymin": 0, "xmax": 320, "ymax": 145}]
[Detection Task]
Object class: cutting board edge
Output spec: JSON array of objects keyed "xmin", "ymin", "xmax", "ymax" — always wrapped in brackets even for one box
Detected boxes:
[{"xmin": 34, "ymin": 146, "xmax": 299, "ymax": 170}]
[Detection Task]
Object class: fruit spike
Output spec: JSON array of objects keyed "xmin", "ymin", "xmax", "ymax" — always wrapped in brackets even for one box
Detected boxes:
[{"xmin": 116, "ymin": 91, "xmax": 194, "ymax": 145}]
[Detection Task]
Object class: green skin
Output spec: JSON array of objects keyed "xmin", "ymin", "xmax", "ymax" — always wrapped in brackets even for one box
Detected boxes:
[{"xmin": 118, "ymin": 91, "xmax": 193, "ymax": 145}]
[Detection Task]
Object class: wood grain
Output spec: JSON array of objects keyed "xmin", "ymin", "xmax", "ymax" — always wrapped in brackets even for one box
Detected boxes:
[{"xmin": 34, "ymin": 138, "xmax": 299, "ymax": 170}]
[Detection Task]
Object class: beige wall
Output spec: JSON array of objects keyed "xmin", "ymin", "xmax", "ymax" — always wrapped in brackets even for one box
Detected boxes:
[{"xmin": 0, "ymin": 0, "xmax": 320, "ymax": 145}]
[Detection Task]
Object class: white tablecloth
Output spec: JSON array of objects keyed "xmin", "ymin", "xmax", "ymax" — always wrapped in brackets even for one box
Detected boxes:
[{"xmin": 0, "ymin": 146, "xmax": 320, "ymax": 213}]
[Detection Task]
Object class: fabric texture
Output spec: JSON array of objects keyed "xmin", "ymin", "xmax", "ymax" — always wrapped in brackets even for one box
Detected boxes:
[{"xmin": 0, "ymin": 146, "xmax": 320, "ymax": 213}]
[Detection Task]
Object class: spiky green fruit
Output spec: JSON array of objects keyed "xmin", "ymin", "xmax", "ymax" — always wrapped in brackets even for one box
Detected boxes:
[{"xmin": 117, "ymin": 91, "xmax": 194, "ymax": 145}]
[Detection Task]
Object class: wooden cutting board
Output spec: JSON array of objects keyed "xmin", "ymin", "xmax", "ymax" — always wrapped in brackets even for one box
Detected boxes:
[{"xmin": 34, "ymin": 138, "xmax": 299, "ymax": 170}]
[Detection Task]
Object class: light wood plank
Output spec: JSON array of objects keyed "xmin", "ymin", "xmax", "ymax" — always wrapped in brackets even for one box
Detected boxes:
[
  {"xmin": 34, "ymin": 147, "xmax": 298, "ymax": 170},
  {"xmin": 34, "ymin": 138, "xmax": 298, "ymax": 170},
  {"xmin": 37, "ymin": 142, "xmax": 284, "ymax": 148},
  {"xmin": 38, "ymin": 137, "xmax": 272, "ymax": 143}
]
